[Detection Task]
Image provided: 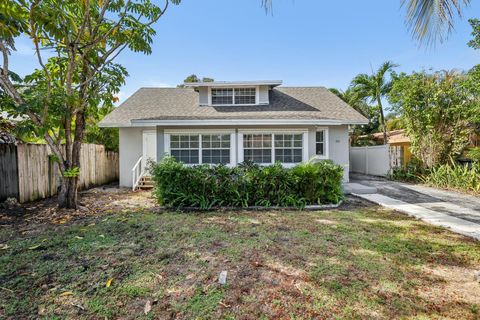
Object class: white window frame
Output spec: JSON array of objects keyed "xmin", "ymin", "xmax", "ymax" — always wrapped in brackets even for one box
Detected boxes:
[
  {"xmin": 208, "ymin": 86, "xmax": 259, "ymax": 106},
  {"xmin": 164, "ymin": 129, "xmax": 236, "ymax": 166},
  {"xmin": 314, "ymin": 127, "xmax": 329, "ymax": 159},
  {"xmin": 238, "ymin": 129, "xmax": 309, "ymax": 168}
]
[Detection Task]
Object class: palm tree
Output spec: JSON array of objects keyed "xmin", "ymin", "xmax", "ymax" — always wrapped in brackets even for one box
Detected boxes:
[
  {"xmin": 329, "ymin": 87, "xmax": 370, "ymax": 117},
  {"xmin": 351, "ymin": 61, "xmax": 398, "ymax": 145},
  {"xmin": 402, "ymin": 0, "xmax": 470, "ymax": 44}
]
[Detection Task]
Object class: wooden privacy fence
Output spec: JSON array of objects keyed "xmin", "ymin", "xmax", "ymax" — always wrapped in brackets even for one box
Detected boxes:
[{"xmin": 0, "ymin": 143, "xmax": 118, "ymax": 203}]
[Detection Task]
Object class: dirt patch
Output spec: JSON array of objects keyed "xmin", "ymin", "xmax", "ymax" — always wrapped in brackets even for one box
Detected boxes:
[
  {"xmin": 420, "ymin": 265, "xmax": 480, "ymax": 305},
  {"xmin": 0, "ymin": 185, "xmax": 156, "ymax": 236}
]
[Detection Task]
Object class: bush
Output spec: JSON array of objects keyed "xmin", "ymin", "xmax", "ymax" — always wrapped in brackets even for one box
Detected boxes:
[
  {"xmin": 388, "ymin": 160, "xmax": 426, "ymax": 183},
  {"xmin": 421, "ymin": 162, "xmax": 480, "ymax": 194},
  {"xmin": 150, "ymin": 157, "xmax": 344, "ymax": 209}
]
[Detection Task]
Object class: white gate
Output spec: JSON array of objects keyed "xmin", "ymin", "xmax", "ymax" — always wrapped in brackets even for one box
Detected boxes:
[{"xmin": 350, "ymin": 145, "xmax": 390, "ymax": 176}]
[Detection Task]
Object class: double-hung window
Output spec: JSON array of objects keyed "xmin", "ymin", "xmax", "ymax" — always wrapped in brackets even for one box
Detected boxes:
[
  {"xmin": 315, "ymin": 129, "xmax": 326, "ymax": 157},
  {"xmin": 211, "ymin": 88, "xmax": 233, "ymax": 105},
  {"xmin": 234, "ymin": 88, "xmax": 256, "ymax": 104},
  {"xmin": 274, "ymin": 134, "xmax": 303, "ymax": 163},
  {"xmin": 243, "ymin": 133, "xmax": 304, "ymax": 165},
  {"xmin": 243, "ymin": 134, "xmax": 272, "ymax": 164},
  {"xmin": 169, "ymin": 133, "xmax": 231, "ymax": 165},
  {"xmin": 211, "ymin": 87, "xmax": 256, "ymax": 105},
  {"xmin": 170, "ymin": 134, "xmax": 199, "ymax": 164},
  {"xmin": 202, "ymin": 134, "xmax": 231, "ymax": 164}
]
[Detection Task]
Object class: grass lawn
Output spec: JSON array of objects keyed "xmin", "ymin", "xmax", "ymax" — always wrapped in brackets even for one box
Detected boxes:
[{"xmin": 1, "ymin": 193, "xmax": 479, "ymax": 319}]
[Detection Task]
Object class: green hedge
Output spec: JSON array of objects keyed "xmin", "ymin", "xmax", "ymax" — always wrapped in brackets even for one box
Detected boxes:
[{"xmin": 150, "ymin": 157, "xmax": 344, "ymax": 209}]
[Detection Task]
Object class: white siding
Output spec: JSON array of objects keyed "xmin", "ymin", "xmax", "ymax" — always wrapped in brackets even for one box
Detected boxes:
[
  {"xmin": 198, "ymin": 87, "xmax": 208, "ymax": 105},
  {"xmin": 119, "ymin": 127, "xmax": 144, "ymax": 187},
  {"xmin": 328, "ymin": 125, "xmax": 350, "ymax": 182},
  {"xmin": 308, "ymin": 125, "xmax": 350, "ymax": 182},
  {"xmin": 258, "ymin": 85, "xmax": 269, "ymax": 104}
]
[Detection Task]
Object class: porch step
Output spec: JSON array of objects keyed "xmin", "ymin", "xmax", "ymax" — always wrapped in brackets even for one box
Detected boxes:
[{"xmin": 137, "ymin": 176, "xmax": 154, "ymax": 190}]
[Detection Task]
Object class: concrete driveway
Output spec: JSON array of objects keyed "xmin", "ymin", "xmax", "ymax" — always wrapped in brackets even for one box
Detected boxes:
[{"xmin": 350, "ymin": 173, "xmax": 480, "ymax": 240}]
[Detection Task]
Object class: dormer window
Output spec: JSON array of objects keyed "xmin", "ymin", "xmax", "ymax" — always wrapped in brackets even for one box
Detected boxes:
[
  {"xmin": 211, "ymin": 87, "xmax": 256, "ymax": 105},
  {"xmin": 234, "ymin": 88, "xmax": 256, "ymax": 104},
  {"xmin": 211, "ymin": 88, "xmax": 233, "ymax": 105}
]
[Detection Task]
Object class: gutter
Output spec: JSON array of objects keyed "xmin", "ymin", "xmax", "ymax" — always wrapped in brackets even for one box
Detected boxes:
[{"xmin": 99, "ymin": 118, "xmax": 369, "ymax": 128}]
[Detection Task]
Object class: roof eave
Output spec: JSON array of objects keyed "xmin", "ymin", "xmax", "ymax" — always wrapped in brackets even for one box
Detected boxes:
[
  {"xmin": 100, "ymin": 118, "xmax": 369, "ymax": 128},
  {"xmin": 183, "ymin": 80, "xmax": 283, "ymax": 88}
]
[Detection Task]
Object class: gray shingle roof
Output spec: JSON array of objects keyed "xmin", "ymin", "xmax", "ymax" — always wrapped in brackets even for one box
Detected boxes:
[{"xmin": 100, "ymin": 87, "xmax": 368, "ymax": 126}]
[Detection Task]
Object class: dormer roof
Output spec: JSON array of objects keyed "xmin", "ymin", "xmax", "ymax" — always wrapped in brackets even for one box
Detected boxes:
[{"xmin": 183, "ymin": 80, "xmax": 282, "ymax": 88}]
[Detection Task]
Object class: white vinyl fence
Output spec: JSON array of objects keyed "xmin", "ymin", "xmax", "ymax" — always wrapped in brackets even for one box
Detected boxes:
[{"xmin": 350, "ymin": 145, "xmax": 390, "ymax": 176}]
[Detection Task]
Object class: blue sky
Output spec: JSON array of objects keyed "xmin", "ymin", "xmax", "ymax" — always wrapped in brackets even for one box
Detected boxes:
[{"xmin": 10, "ymin": 0, "xmax": 480, "ymax": 103}]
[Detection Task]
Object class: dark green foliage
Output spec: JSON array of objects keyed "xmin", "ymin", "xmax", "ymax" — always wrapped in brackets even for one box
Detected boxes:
[
  {"xmin": 150, "ymin": 157, "xmax": 344, "ymax": 209},
  {"xmin": 388, "ymin": 160, "xmax": 425, "ymax": 183}
]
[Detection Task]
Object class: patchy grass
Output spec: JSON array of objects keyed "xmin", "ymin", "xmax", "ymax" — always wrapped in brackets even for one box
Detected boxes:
[{"xmin": 1, "ymin": 195, "xmax": 479, "ymax": 319}]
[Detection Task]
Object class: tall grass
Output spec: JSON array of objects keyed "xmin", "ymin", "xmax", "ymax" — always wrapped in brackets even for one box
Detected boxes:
[{"xmin": 421, "ymin": 162, "xmax": 480, "ymax": 193}]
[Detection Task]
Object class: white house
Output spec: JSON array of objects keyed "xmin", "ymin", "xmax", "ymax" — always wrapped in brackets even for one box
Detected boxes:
[{"xmin": 99, "ymin": 80, "xmax": 368, "ymax": 188}]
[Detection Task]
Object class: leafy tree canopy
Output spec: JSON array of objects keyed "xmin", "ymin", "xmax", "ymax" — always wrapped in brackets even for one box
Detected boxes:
[
  {"xmin": 0, "ymin": 0, "xmax": 179, "ymax": 208},
  {"xmin": 389, "ymin": 68, "xmax": 480, "ymax": 167},
  {"xmin": 178, "ymin": 74, "xmax": 214, "ymax": 87}
]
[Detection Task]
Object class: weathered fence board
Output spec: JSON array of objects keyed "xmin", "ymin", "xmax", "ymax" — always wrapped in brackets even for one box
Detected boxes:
[
  {"xmin": 1, "ymin": 143, "xmax": 118, "ymax": 203},
  {"xmin": 0, "ymin": 144, "xmax": 19, "ymax": 201}
]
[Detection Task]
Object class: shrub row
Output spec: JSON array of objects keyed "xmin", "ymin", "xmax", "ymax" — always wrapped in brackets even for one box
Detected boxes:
[{"xmin": 150, "ymin": 157, "xmax": 344, "ymax": 209}]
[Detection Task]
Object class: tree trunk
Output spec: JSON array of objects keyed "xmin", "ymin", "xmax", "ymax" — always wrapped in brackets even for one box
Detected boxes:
[
  {"xmin": 377, "ymin": 96, "xmax": 388, "ymax": 145},
  {"xmin": 58, "ymin": 176, "xmax": 78, "ymax": 209},
  {"xmin": 57, "ymin": 109, "xmax": 86, "ymax": 209}
]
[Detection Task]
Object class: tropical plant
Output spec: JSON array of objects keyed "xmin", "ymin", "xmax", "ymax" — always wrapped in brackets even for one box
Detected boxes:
[
  {"xmin": 351, "ymin": 61, "xmax": 398, "ymax": 145},
  {"xmin": 421, "ymin": 162, "xmax": 480, "ymax": 193},
  {"xmin": 389, "ymin": 69, "xmax": 480, "ymax": 168},
  {"xmin": 402, "ymin": 0, "xmax": 471, "ymax": 45},
  {"xmin": 0, "ymin": 0, "xmax": 179, "ymax": 208},
  {"xmin": 388, "ymin": 160, "xmax": 426, "ymax": 182},
  {"xmin": 150, "ymin": 157, "xmax": 344, "ymax": 209},
  {"xmin": 330, "ymin": 87, "xmax": 380, "ymax": 144}
]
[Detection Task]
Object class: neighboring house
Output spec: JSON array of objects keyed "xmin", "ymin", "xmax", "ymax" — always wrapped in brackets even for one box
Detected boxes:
[
  {"xmin": 99, "ymin": 80, "xmax": 368, "ymax": 188},
  {"xmin": 358, "ymin": 130, "xmax": 412, "ymax": 167},
  {"xmin": 359, "ymin": 129, "xmax": 480, "ymax": 167}
]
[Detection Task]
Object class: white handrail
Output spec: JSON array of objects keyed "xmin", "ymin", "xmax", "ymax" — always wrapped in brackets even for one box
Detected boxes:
[{"xmin": 132, "ymin": 156, "xmax": 143, "ymax": 191}]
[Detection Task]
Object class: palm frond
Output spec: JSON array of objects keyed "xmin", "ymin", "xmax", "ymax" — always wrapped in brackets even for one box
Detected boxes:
[{"xmin": 401, "ymin": 0, "xmax": 470, "ymax": 45}]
